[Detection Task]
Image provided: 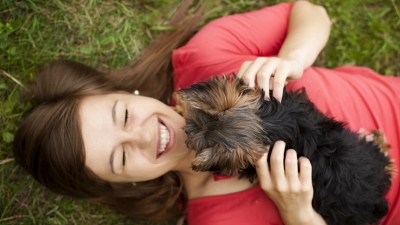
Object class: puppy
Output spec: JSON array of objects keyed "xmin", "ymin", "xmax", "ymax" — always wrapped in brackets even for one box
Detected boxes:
[{"xmin": 176, "ymin": 76, "xmax": 395, "ymax": 225}]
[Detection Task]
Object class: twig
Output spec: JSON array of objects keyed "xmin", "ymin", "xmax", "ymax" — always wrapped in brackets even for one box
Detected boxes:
[
  {"xmin": 392, "ymin": 0, "xmax": 400, "ymax": 19},
  {"xmin": 0, "ymin": 7, "xmax": 17, "ymax": 15},
  {"xmin": 0, "ymin": 70, "xmax": 30, "ymax": 94},
  {"xmin": 0, "ymin": 158, "xmax": 14, "ymax": 165},
  {"xmin": 0, "ymin": 215, "xmax": 30, "ymax": 222}
]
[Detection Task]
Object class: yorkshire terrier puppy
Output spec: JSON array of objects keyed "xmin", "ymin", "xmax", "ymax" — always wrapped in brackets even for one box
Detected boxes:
[{"xmin": 176, "ymin": 76, "xmax": 395, "ymax": 225}]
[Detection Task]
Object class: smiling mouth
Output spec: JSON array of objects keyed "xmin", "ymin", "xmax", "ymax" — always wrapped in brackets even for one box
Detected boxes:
[{"xmin": 158, "ymin": 123, "xmax": 170, "ymax": 158}]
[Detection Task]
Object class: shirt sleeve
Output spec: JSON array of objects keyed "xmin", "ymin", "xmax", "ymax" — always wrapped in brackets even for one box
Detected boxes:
[{"xmin": 172, "ymin": 2, "xmax": 294, "ymax": 91}]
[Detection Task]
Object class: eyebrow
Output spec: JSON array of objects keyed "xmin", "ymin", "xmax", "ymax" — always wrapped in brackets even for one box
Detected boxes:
[
  {"xmin": 110, "ymin": 100, "xmax": 118, "ymax": 174},
  {"xmin": 112, "ymin": 100, "xmax": 118, "ymax": 126}
]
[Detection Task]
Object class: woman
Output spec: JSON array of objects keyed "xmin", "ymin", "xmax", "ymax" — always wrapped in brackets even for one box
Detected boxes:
[{"xmin": 12, "ymin": 1, "xmax": 400, "ymax": 225}]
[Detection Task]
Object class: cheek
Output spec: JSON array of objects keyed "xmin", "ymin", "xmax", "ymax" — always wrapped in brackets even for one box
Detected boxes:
[
  {"xmin": 131, "ymin": 168, "xmax": 169, "ymax": 182},
  {"xmin": 127, "ymin": 157, "xmax": 170, "ymax": 181}
]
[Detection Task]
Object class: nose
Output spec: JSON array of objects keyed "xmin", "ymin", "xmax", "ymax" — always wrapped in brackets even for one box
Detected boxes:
[{"xmin": 123, "ymin": 126, "xmax": 153, "ymax": 149}]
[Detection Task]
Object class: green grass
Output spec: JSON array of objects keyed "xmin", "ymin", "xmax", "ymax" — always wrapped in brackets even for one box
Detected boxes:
[{"xmin": 1, "ymin": 0, "xmax": 399, "ymax": 224}]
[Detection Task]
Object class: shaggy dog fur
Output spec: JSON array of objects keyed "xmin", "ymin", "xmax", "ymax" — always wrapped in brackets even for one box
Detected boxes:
[{"xmin": 175, "ymin": 76, "xmax": 395, "ymax": 225}]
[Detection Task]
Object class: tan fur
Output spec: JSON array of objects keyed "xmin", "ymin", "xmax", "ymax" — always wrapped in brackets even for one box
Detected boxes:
[
  {"xmin": 172, "ymin": 92, "xmax": 185, "ymax": 116},
  {"xmin": 372, "ymin": 130, "xmax": 397, "ymax": 180}
]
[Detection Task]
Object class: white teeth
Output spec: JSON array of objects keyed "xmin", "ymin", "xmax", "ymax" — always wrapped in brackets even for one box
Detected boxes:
[{"xmin": 159, "ymin": 124, "xmax": 170, "ymax": 153}]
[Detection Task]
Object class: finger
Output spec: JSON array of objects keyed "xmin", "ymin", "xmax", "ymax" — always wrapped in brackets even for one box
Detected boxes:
[
  {"xmin": 272, "ymin": 62, "xmax": 291, "ymax": 102},
  {"xmin": 241, "ymin": 58, "xmax": 267, "ymax": 88},
  {"xmin": 285, "ymin": 149, "xmax": 299, "ymax": 184},
  {"xmin": 255, "ymin": 151, "xmax": 272, "ymax": 190},
  {"xmin": 298, "ymin": 156, "xmax": 312, "ymax": 188},
  {"xmin": 256, "ymin": 58, "xmax": 279, "ymax": 100},
  {"xmin": 358, "ymin": 128, "xmax": 367, "ymax": 135},
  {"xmin": 269, "ymin": 141, "xmax": 286, "ymax": 185},
  {"xmin": 269, "ymin": 77, "xmax": 274, "ymax": 90},
  {"xmin": 357, "ymin": 128, "xmax": 375, "ymax": 142},
  {"xmin": 237, "ymin": 61, "xmax": 252, "ymax": 79}
]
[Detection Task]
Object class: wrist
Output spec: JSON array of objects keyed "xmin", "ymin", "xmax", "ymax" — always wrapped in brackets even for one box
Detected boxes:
[
  {"xmin": 278, "ymin": 51, "xmax": 306, "ymax": 70},
  {"xmin": 279, "ymin": 206, "xmax": 326, "ymax": 225}
]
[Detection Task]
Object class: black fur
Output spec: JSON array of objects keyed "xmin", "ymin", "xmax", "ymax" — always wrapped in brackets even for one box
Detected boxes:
[{"xmin": 177, "ymin": 77, "xmax": 393, "ymax": 225}]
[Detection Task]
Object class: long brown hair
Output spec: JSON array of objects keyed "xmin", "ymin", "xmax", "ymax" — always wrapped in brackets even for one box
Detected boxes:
[
  {"xmin": 109, "ymin": 0, "xmax": 206, "ymax": 104},
  {"xmin": 13, "ymin": 0, "xmax": 205, "ymax": 221}
]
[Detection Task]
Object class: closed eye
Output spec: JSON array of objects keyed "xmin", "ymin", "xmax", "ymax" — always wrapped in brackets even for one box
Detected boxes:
[
  {"xmin": 122, "ymin": 148, "xmax": 126, "ymax": 166},
  {"xmin": 124, "ymin": 109, "xmax": 129, "ymax": 127}
]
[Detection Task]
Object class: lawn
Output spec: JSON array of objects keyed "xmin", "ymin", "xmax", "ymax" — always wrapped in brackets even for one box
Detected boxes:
[{"xmin": 1, "ymin": 0, "xmax": 399, "ymax": 224}]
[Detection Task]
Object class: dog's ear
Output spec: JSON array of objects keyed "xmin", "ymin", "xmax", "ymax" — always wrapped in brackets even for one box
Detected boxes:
[{"xmin": 183, "ymin": 108, "xmax": 216, "ymax": 151}]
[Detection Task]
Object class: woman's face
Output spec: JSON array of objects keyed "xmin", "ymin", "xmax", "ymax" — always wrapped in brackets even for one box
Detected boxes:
[{"xmin": 79, "ymin": 93, "xmax": 191, "ymax": 182}]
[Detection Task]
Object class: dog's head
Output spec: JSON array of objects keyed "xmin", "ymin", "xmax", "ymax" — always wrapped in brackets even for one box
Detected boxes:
[{"xmin": 176, "ymin": 76, "xmax": 268, "ymax": 176}]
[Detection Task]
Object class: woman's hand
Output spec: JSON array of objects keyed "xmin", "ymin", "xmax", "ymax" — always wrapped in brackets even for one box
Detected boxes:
[
  {"xmin": 238, "ymin": 1, "xmax": 331, "ymax": 102},
  {"xmin": 237, "ymin": 56, "xmax": 303, "ymax": 102},
  {"xmin": 255, "ymin": 141, "xmax": 327, "ymax": 225}
]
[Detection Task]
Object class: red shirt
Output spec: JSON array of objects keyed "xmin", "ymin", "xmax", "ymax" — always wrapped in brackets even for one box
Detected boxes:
[{"xmin": 172, "ymin": 2, "xmax": 400, "ymax": 224}]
